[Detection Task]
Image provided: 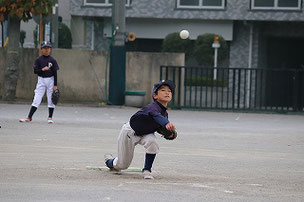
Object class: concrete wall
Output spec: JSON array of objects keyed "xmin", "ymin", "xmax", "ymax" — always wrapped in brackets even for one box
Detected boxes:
[
  {"xmin": 0, "ymin": 48, "xmax": 184, "ymax": 105},
  {"xmin": 126, "ymin": 52, "xmax": 185, "ymax": 105}
]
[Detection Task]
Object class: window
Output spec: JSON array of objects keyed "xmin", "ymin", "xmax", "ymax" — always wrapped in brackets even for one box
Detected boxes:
[
  {"xmin": 177, "ymin": 0, "xmax": 225, "ymax": 9},
  {"xmin": 84, "ymin": 0, "xmax": 131, "ymax": 7},
  {"xmin": 251, "ymin": 0, "xmax": 301, "ymax": 10}
]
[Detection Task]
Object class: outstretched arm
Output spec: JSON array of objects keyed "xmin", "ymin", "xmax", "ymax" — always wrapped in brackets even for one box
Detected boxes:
[{"xmin": 165, "ymin": 122, "xmax": 175, "ymax": 131}]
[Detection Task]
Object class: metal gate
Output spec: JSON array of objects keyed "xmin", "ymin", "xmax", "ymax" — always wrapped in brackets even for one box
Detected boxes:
[{"xmin": 160, "ymin": 66, "xmax": 304, "ymax": 113}]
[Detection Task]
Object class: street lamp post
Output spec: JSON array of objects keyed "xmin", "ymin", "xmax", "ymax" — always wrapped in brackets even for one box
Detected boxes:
[
  {"xmin": 39, "ymin": 14, "xmax": 44, "ymax": 55},
  {"xmin": 212, "ymin": 36, "xmax": 220, "ymax": 80},
  {"xmin": 51, "ymin": 2, "xmax": 59, "ymax": 48}
]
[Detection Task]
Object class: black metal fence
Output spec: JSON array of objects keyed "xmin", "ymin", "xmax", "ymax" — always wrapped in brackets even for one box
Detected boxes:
[{"xmin": 160, "ymin": 66, "xmax": 304, "ymax": 113}]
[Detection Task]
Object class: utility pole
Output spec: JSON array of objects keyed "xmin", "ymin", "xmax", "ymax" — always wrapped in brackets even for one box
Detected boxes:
[{"xmin": 108, "ymin": 0, "xmax": 126, "ymax": 105}]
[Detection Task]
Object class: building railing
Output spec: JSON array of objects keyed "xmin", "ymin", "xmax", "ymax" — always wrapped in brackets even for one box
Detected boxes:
[{"xmin": 160, "ymin": 66, "xmax": 304, "ymax": 113}]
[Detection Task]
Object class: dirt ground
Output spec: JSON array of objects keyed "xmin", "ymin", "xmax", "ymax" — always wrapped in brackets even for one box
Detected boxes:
[{"xmin": 0, "ymin": 103, "xmax": 303, "ymax": 202}]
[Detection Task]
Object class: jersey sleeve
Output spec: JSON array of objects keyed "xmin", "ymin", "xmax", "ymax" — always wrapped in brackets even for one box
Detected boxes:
[
  {"xmin": 33, "ymin": 59, "xmax": 42, "ymax": 74},
  {"xmin": 52, "ymin": 59, "xmax": 59, "ymax": 85},
  {"xmin": 151, "ymin": 114, "xmax": 169, "ymax": 127},
  {"xmin": 53, "ymin": 68, "xmax": 58, "ymax": 86},
  {"xmin": 53, "ymin": 59, "xmax": 59, "ymax": 70},
  {"xmin": 149, "ymin": 109, "xmax": 169, "ymax": 127}
]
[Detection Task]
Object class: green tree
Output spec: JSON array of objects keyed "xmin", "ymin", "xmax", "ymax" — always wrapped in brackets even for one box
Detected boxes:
[
  {"xmin": 0, "ymin": 0, "xmax": 55, "ymax": 101},
  {"xmin": 58, "ymin": 22, "xmax": 72, "ymax": 49},
  {"xmin": 194, "ymin": 33, "xmax": 228, "ymax": 66},
  {"xmin": 162, "ymin": 32, "xmax": 192, "ymax": 59}
]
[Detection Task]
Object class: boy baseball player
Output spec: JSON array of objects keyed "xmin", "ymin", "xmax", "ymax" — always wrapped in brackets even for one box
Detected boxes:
[
  {"xmin": 104, "ymin": 80, "xmax": 177, "ymax": 179},
  {"xmin": 19, "ymin": 41, "xmax": 59, "ymax": 124}
]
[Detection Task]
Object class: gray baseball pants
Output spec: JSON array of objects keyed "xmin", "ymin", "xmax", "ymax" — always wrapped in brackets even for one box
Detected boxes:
[{"xmin": 113, "ymin": 122, "xmax": 159, "ymax": 170}]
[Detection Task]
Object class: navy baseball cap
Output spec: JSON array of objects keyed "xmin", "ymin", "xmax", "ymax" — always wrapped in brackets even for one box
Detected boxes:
[
  {"xmin": 152, "ymin": 80, "xmax": 176, "ymax": 98},
  {"xmin": 41, "ymin": 41, "xmax": 52, "ymax": 48}
]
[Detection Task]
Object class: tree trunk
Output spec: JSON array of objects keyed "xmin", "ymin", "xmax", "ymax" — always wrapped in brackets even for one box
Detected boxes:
[{"xmin": 2, "ymin": 17, "xmax": 20, "ymax": 101}]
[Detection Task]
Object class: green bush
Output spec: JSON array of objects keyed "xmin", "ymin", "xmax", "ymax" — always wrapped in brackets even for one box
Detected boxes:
[
  {"xmin": 185, "ymin": 76, "xmax": 227, "ymax": 87},
  {"xmin": 162, "ymin": 32, "xmax": 192, "ymax": 59},
  {"xmin": 194, "ymin": 33, "xmax": 228, "ymax": 66},
  {"xmin": 33, "ymin": 25, "xmax": 38, "ymax": 48},
  {"xmin": 20, "ymin": 30, "xmax": 26, "ymax": 48},
  {"xmin": 58, "ymin": 22, "xmax": 72, "ymax": 49}
]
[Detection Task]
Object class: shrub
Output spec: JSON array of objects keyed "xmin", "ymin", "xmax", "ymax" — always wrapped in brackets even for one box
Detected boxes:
[
  {"xmin": 33, "ymin": 25, "xmax": 38, "ymax": 48},
  {"xmin": 162, "ymin": 32, "xmax": 192, "ymax": 59},
  {"xmin": 20, "ymin": 30, "xmax": 26, "ymax": 47},
  {"xmin": 194, "ymin": 33, "xmax": 228, "ymax": 66},
  {"xmin": 185, "ymin": 76, "xmax": 227, "ymax": 87},
  {"xmin": 58, "ymin": 22, "xmax": 72, "ymax": 49}
]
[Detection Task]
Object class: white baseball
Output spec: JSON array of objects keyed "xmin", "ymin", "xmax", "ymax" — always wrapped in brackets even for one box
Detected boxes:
[{"xmin": 180, "ymin": 30, "xmax": 189, "ymax": 39}]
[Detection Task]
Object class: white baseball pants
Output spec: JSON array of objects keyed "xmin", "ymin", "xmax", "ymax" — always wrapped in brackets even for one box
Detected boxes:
[
  {"xmin": 32, "ymin": 76, "xmax": 55, "ymax": 108},
  {"xmin": 113, "ymin": 122, "xmax": 159, "ymax": 170}
]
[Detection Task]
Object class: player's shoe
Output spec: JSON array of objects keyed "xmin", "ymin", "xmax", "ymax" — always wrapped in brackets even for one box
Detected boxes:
[
  {"xmin": 104, "ymin": 153, "xmax": 120, "ymax": 172},
  {"xmin": 19, "ymin": 117, "xmax": 32, "ymax": 123},
  {"xmin": 143, "ymin": 170, "xmax": 154, "ymax": 180},
  {"xmin": 48, "ymin": 118, "xmax": 54, "ymax": 124}
]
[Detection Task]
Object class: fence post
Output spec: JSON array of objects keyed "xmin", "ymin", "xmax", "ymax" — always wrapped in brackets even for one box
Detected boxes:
[{"xmin": 293, "ymin": 70, "xmax": 299, "ymax": 111}]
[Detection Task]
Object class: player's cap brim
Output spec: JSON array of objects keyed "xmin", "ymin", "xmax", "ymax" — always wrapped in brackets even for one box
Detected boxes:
[
  {"xmin": 41, "ymin": 45, "xmax": 52, "ymax": 48},
  {"xmin": 152, "ymin": 80, "xmax": 176, "ymax": 94}
]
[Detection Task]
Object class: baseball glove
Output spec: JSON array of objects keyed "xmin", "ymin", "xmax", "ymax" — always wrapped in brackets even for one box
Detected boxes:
[
  {"xmin": 52, "ymin": 89, "xmax": 60, "ymax": 105},
  {"xmin": 156, "ymin": 126, "xmax": 177, "ymax": 140}
]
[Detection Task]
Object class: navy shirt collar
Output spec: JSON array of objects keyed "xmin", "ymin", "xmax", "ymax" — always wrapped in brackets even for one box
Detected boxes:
[{"xmin": 155, "ymin": 100, "xmax": 167, "ymax": 111}]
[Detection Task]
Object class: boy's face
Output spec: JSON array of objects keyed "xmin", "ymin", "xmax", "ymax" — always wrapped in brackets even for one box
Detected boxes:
[
  {"xmin": 41, "ymin": 46, "xmax": 51, "ymax": 56},
  {"xmin": 153, "ymin": 85, "xmax": 172, "ymax": 104}
]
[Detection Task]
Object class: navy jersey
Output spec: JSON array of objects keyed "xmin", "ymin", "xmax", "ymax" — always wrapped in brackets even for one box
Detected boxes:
[
  {"xmin": 34, "ymin": 55, "xmax": 59, "ymax": 85},
  {"xmin": 130, "ymin": 101, "xmax": 170, "ymax": 136}
]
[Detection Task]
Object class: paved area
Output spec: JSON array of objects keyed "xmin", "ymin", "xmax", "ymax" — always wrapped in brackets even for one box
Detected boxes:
[{"xmin": 0, "ymin": 103, "xmax": 303, "ymax": 202}]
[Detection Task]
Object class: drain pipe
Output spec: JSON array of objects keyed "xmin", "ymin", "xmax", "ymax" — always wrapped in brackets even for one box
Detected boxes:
[{"xmin": 246, "ymin": 22, "xmax": 253, "ymax": 108}]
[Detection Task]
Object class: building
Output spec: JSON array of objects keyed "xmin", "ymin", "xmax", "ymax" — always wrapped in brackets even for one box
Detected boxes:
[
  {"xmin": 70, "ymin": 0, "xmax": 304, "ymax": 111},
  {"xmin": 70, "ymin": 0, "xmax": 304, "ymax": 69}
]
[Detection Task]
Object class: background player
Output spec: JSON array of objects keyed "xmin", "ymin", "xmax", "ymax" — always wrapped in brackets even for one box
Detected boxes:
[
  {"xmin": 104, "ymin": 80, "xmax": 176, "ymax": 179},
  {"xmin": 19, "ymin": 41, "xmax": 59, "ymax": 124}
]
